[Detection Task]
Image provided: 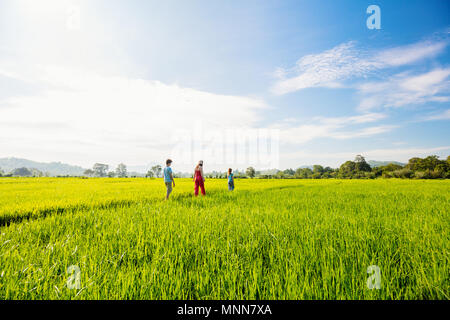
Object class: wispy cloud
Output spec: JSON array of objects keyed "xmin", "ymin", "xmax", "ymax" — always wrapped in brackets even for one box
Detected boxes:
[
  {"xmin": 333, "ymin": 125, "xmax": 397, "ymax": 139},
  {"xmin": 271, "ymin": 40, "xmax": 447, "ymax": 95},
  {"xmin": 357, "ymin": 68, "xmax": 450, "ymax": 110},
  {"xmin": 271, "ymin": 113, "xmax": 392, "ymax": 145},
  {"xmin": 423, "ymin": 109, "xmax": 450, "ymax": 121}
]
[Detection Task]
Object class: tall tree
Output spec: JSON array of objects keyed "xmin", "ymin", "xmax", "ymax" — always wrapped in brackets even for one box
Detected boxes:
[
  {"xmin": 295, "ymin": 168, "xmax": 313, "ymax": 179},
  {"xmin": 151, "ymin": 165, "xmax": 162, "ymax": 178},
  {"xmin": 246, "ymin": 167, "xmax": 256, "ymax": 178},
  {"xmin": 339, "ymin": 161, "xmax": 356, "ymax": 177},
  {"xmin": 145, "ymin": 170, "xmax": 154, "ymax": 178},
  {"xmin": 93, "ymin": 163, "xmax": 109, "ymax": 177},
  {"xmin": 30, "ymin": 168, "xmax": 44, "ymax": 177},
  {"xmin": 115, "ymin": 163, "xmax": 127, "ymax": 178},
  {"xmin": 354, "ymin": 155, "xmax": 371, "ymax": 172},
  {"xmin": 283, "ymin": 168, "xmax": 295, "ymax": 176},
  {"xmin": 313, "ymin": 165, "xmax": 324, "ymax": 174}
]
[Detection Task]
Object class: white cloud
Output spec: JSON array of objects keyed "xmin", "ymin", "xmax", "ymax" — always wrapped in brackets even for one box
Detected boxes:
[
  {"xmin": 333, "ymin": 125, "xmax": 397, "ymax": 139},
  {"xmin": 358, "ymin": 68, "xmax": 450, "ymax": 110},
  {"xmin": 271, "ymin": 113, "xmax": 391, "ymax": 145},
  {"xmin": 272, "ymin": 40, "xmax": 447, "ymax": 95},
  {"xmin": 375, "ymin": 41, "xmax": 447, "ymax": 67},
  {"xmin": 423, "ymin": 109, "xmax": 450, "ymax": 121},
  {"xmin": 361, "ymin": 146, "xmax": 450, "ymax": 159},
  {"xmin": 0, "ymin": 64, "xmax": 397, "ymax": 170},
  {"xmin": 0, "ymin": 64, "xmax": 268, "ymax": 168}
]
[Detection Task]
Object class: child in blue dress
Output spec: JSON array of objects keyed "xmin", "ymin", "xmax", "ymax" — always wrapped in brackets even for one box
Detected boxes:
[{"xmin": 227, "ymin": 168, "xmax": 235, "ymax": 191}]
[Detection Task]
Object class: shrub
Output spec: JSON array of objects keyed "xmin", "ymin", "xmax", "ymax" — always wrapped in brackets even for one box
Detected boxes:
[
  {"xmin": 414, "ymin": 171, "xmax": 431, "ymax": 179},
  {"xmin": 393, "ymin": 168, "xmax": 414, "ymax": 179}
]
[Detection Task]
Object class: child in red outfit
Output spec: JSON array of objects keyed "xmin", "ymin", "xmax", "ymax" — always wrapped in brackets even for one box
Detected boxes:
[{"xmin": 193, "ymin": 160, "xmax": 206, "ymax": 196}]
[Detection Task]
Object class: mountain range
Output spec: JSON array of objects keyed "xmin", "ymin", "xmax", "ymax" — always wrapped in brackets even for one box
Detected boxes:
[
  {"xmin": 0, "ymin": 157, "xmax": 86, "ymax": 176},
  {"xmin": 367, "ymin": 160, "xmax": 406, "ymax": 168}
]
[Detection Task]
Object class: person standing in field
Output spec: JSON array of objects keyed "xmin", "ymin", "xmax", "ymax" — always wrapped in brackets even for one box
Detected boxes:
[
  {"xmin": 163, "ymin": 159, "xmax": 175, "ymax": 200},
  {"xmin": 227, "ymin": 168, "xmax": 235, "ymax": 191},
  {"xmin": 193, "ymin": 160, "xmax": 206, "ymax": 196}
]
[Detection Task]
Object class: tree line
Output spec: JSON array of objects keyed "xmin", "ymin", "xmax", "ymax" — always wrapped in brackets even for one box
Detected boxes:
[
  {"xmin": 1, "ymin": 155, "xmax": 449, "ymax": 179},
  {"xmin": 253, "ymin": 155, "xmax": 450, "ymax": 179}
]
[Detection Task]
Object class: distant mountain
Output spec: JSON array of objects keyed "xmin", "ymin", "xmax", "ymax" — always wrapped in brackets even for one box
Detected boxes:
[
  {"xmin": 367, "ymin": 160, "xmax": 406, "ymax": 168},
  {"xmin": 0, "ymin": 157, "xmax": 86, "ymax": 176}
]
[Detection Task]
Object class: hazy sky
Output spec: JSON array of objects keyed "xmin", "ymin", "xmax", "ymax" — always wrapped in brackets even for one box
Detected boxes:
[{"xmin": 0, "ymin": 0, "xmax": 449, "ymax": 171}]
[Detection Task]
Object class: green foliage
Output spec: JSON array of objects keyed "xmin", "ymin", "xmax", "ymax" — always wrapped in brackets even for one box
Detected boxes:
[
  {"xmin": 11, "ymin": 167, "xmax": 33, "ymax": 177},
  {"xmin": 151, "ymin": 165, "xmax": 162, "ymax": 178},
  {"xmin": 83, "ymin": 169, "xmax": 94, "ymax": 177},
  {"xmin": 107, "ymin": 171, "xmax": 116, "ymax": 178},
  {"xmin": 295, "ymin": 168, "xmax": 313, "ymax": 179},
  {"xmin": 354, "ymin": 155, "xmax": 371, "ymax": 172},
  {"xmin": 283, "ymin": 168, "xmax": 295, "ymax": 176},
  {"xmin": 115, "ymin": 163, "xmax": 128, "ymax": 178},
  {"xmin": 299, "ymin": 155, "xmax": 450, "ymax": 180},
  {"xmin": 339, "ymin": 161, "xmax": 357, "ymax": 178},
  {"xmin": 246, "ymin": 166, "xmax": 256, "ymax": 178},
  {"xmin": 313, "ymin": 165, "xmax": 324, "ymax": 174},
  {"xmin": 93, "ymin": 163, "xmax": 109, "ymax": 177}
]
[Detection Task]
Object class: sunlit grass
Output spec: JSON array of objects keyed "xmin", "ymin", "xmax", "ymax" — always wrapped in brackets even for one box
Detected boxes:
[{"xmin": 0, "ymin": 178, "xmax": 448, "ymax": 299}]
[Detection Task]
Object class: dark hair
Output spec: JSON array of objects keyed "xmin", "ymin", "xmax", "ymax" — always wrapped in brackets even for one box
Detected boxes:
[
  {"xmin": 228, "ymin": 168, "xmax": 232, "ymax": 174},
  {"xmin": 166, "ymin": 159, "xmax": 173, "ymax": 165}
]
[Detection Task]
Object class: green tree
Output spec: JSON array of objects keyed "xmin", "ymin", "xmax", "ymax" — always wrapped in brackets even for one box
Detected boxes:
[
  {"xmin": 30, "ymin": 168, "xmax": 44, "ymax": 177},
  {"xmin": 406, "ymin": 155, "xmax": 440, "ymax": 171},
  {"xmin": 93, "ymin": 163, "xmax": 109, "ymax": 177},
  {"xmin": 283, "ymin": 168, "xmax": 295, "ymax": 176},
  {"xmin": 295, "ymin": 168, "xmax": 313, "ymax": 179},
  {"xmin": 406, "ymin": 155, "xmax": 448, "ymax": 179},
  {"xmin": 151, "ymin": 165, "xmax": 162, "ymax": 178},
  {"xmin": 11, "ymin": 167, "xmax": 33, "ymax": 177},
  {"xmin": 312, "ymin": 172, "xmax": 322, "ymax": 179},
  {"xmin": 339, "ymin": 161, "xmax": 356, "ymax": 178},
  {"xmin": 246, "ymin": 167, "xmax": 256, "ymax": 178},
  {"xmin": 145, "ymin": 170, "xmax": 154, "ymax": 178},
  {"xmin": 275, "ymin": 171, "xmax": 286, "ymax": 179},
  {"xmin": 84, "ymin": 169, "xmax": 94, "ymax": 177},
  {"xmin": 354, "ymin": 155, "xmax": 371, "ymax": 172},
  {"xmin": 115, "ymin": 163, "xmax": 127, "ymax": 178},
  {"xmin": 313, "ymin": 165, "xmax": 324, "ymax": 174}
]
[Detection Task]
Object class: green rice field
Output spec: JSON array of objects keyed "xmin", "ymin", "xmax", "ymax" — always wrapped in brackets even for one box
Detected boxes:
[{"xmin": 0, "ymin": 178, "xmax": 448, "ymax": 299}]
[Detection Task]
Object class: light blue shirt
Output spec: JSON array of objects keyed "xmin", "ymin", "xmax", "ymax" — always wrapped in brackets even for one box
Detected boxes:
[{"xmin": 163, "ymin": 166, "xmax": 173, "ymax": 182}]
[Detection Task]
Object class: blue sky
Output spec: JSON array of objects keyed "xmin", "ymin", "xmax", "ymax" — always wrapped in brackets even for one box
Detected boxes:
[{"xmin": 0, "ymin": 0, "xmax": 449, "ymax": 171}]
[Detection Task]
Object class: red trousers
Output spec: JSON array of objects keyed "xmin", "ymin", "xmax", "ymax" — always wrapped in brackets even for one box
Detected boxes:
[{"xmin": 194, "ymin": 179, "xmax": 206, "ymax": 196}]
